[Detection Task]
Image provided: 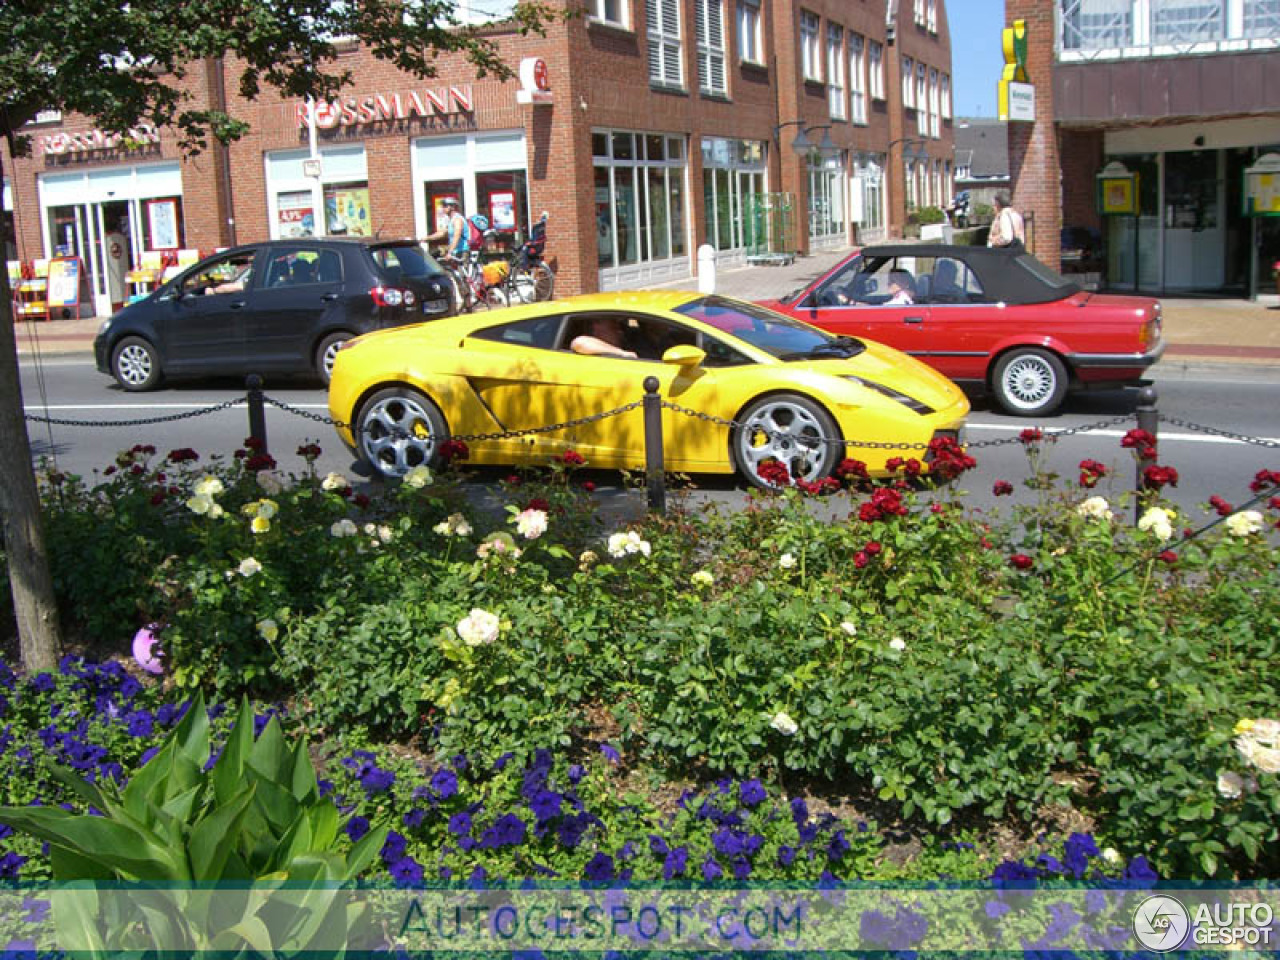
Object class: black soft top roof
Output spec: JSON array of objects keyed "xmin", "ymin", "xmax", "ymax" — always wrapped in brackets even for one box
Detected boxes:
[{"xmin": 854, "ymin": 244, "xmax": 1081, "ymax": 305}]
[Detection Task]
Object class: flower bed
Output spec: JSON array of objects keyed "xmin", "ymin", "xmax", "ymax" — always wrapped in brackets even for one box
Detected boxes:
[{"xmin": 1, "ymin": 434, "xmax": 1278, "ymax": 883}]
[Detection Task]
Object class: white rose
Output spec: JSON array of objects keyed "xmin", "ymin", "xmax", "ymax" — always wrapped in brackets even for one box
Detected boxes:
[
  {"xmin": 1137, "ymin": 507, "xmax": 1175, "ymax": 542},
  {"xmin": 779, "ymin": 553, "xmax": 797, "ymax": 569},
  {"xmin": 321, "ymin": 471, "xmax": 348, "ymax": 491},
  {"xmin": 456, "ymin": 608, "xmax": 501, "ymax": 647},
  {"xmin": 207, "ymin": 503, "xmax": 225, "ymax": 519},
  {"xmin": 515, "ymin": 508, "xmax": 549, "ymax": 540},
  {"xmin": 256, "ymin": 471, "xmax": 285, "ymax": 495},
  {"xmin": 1216, "ymin": 771, "xmax": 1244, "ymax": 799},
  {"xmin": 257, "ymin": 618, "xmax": 279, "ymax": 643},
  {"xmin": 1101, "ymin": 847, "xmax": 1121, "ymax": 865},
  {"xmin": 889, "ymin": 636, "xmax": 906, "ymax": 651},
  {"xmin": 770, "ymin": 711, "xmax": 799, "ymax": 736},
  {"xmin": 194, "ymin": 475, "xmax": 224, "ymax": 497},
  {"xmin": 1225, "ymin": 510, "xmax": 1263, "ymax": 537},
  {"xmin": 1076, "ymin": 496, "xmax": 1113, "ymax": 521},
  {"xmin": 840, "ymin": 621, "xmax": 857, "ymax": 637},
  {"xmin": 330, "ymin": 518, "xmax": 358, "ymax": 538},
  {"xmin": 186, "ymin": 494, "xmax": 213, "ymax": 515},
  {"xmin": 404, "ymin": 465, "xmax": 433, "ymax": 488},
  {"xmin": 237, "ymin": 557, "xmax": 262, "ymax": 578},
  {"xmin": 692, "ymin": 570, "xmax": 714, "ymax": 587}
]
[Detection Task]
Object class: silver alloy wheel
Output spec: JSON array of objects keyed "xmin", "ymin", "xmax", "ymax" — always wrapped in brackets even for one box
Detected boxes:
[
  {"xmin": 1000, "ymin": 353, "xmax": 1058, "ymax": 411},
  {"xmin": 735, "ymin": 398, "xmax": 834, "ymax": 485},
  {"xmin": 359, "ymin": 394, "xmax": 439, "ymax": 477},
  {"xmin": 321, "ymin": 338, "xmax": 345, "ymax": 379},
  {"xmin": 116, "ymin": 343, "xmax": 154, "ymax": 387}
]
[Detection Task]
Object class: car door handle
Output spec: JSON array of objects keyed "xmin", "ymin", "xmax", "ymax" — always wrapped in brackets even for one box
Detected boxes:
[
  {"xmin": 903, "ymin": 315, "xmax": 924, "ymax": 324},
  {"xmin": 229, "ymin": 300, "xmax": 247, "ymax": 310},
  {"xmin": 321, "ymin": 293, "xmax": 340, "ymax": 302}
]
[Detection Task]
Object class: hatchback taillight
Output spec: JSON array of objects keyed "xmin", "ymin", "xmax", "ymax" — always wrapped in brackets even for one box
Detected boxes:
[{"xmin": 370, "ymin": 285, "xmax": 404, "ymax": 307}]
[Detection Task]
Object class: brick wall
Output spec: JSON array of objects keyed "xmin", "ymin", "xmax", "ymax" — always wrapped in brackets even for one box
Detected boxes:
[
  {"xmin": 1004, "ymin": 0, "xmax": 1060, "ymax": 267},
  {"xmin": 1059, "ymin": 128, "xmax": 1103, "ymax": 231}
]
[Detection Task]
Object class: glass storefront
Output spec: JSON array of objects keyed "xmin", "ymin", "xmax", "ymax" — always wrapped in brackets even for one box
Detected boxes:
[
  {"xmin": 413, "ymin": 132, "xmax": 529, "ymax": 256},
  {"xmin": 266, "ymin": 144, "xmax": 371, "ymax": 239},
  {"xmin": 38, "ymin": 162, "xmax": 185, "ymax": 315},
  {"xmin": 701, "ymin": 137, "xmax": 767, "ymax": 264},
  {"xmin": 808, "ymin": 152, "xmax": 847, "ymax": 248},
  {"xmin": 594, "ymin": 129, "xmax": 689, "ymax": 288},
  {"xmin": 851, "ymin": 155, "xmax": 886, "ymax": 244}
]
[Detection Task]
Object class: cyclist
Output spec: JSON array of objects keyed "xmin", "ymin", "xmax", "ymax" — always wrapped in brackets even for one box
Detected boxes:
[{"xmin": 423, "ymin": 197, "xmax": 469, "ymax": 266}]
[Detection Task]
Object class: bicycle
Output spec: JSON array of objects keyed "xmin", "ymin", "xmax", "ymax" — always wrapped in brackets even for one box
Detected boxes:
[
  {"xmin": 504, "ymin": 213, "xmax": 555, "ymax": 303},
  {"xmin": 438, "ymin": 248, "xmax": 508, "ymax": 313}
]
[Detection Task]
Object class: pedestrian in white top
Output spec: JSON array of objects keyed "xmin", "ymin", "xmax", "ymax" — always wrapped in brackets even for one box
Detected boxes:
[{"xmin": 988, "ymin": 193, "xmax": 1026, "ymax": 249}]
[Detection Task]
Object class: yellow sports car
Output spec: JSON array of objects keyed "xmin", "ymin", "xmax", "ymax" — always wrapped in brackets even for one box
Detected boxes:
[{"xmin": 328, "ymin": 291, "xmax": 969, "ymax": 487}]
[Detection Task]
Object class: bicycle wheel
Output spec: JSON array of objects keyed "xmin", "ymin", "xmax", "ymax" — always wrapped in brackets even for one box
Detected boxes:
[
  {"xmin": 443, "ymin": 267, "xmax": 471, "ymax": 313},
  {"xmin": 530, "ymin": 262, "xmax": 555, "ymax": 301},
  {"xmin": 474, "ymin": 286, "xmax": 509, "ymax": 311}
]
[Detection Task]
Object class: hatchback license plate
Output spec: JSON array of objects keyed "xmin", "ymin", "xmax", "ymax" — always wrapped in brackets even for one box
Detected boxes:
[{"xmin": 423, "ymin": 299, "xmax": 449, "ymax": 314}]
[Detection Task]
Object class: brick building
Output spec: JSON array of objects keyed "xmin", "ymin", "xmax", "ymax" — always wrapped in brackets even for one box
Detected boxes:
[
  {"xmin": 1005, "ymin": 0, "xmax": 1280, "ymax": 295},
  {"xmin": 4, "ymin": 0, "xmax": 955, "ymax": 316}
]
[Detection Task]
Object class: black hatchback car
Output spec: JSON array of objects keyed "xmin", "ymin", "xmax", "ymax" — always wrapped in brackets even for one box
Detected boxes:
[{"xmin": 94, "ymin": 238, "xmax": 455, "ymax": 391}]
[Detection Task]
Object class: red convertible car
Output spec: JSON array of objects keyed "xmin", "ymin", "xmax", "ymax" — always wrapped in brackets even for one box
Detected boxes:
[{"xmin": 765, "ymin": 244, "xmax": 1164, "ymax": 416}]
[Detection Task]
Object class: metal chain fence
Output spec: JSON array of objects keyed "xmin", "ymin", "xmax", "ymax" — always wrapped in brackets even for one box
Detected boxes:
[{"xmin": 21, "ymin": 383, "xmax": 1280, "ymax": 513}]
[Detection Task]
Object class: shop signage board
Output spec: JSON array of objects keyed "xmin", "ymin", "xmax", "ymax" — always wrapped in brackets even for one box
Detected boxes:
[
  {"xmin": 997, "ymin": 20, "xmax": 1034, "ymax": 123},
  {"xmin": 297, "ymin": 87, "xmax": 474, "ymax": 130},
  {"xmin": 45, "ymin": 256, "xmax": 84, "ymax": 320},
  {"xmin": 516, "ymin": 58, "xmax": 553, "ymax": 105},
  {"xmin": 1243, "ymin": 153, "xmax": 1280, "ymax": 217},
  {"xmin": 1096, "ymin": 161, "xmax": 1139, "ymax": 215}
]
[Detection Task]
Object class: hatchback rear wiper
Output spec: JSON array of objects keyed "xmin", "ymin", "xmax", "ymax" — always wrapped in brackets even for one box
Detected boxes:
[{"xmin": 779, "ymin": 336, "xmax": 865, "ymax": 361}]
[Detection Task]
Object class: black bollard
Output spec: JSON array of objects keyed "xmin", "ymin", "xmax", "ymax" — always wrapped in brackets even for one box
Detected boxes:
[
  {"xmin": 642, "ymin": 376, "xmax": 666, "ymax": 514},
  {"xmin": 1133, "ymin": 385, "xmax": 1158, "ymax": 526},
  {"xmin": 246, "ymin": 374, "xmax": 269, "ymax": 455}
]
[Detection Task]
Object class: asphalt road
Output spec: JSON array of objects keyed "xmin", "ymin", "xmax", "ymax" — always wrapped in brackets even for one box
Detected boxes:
[{"xmin": 17, "ymin": 355, "xmax": 1280, "ymax": 524}]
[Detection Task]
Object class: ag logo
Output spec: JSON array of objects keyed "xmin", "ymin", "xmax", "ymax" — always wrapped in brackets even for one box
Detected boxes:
[{"xmin": 1133, "ymin": 895, "xmax": 1190, "ymax": 952}]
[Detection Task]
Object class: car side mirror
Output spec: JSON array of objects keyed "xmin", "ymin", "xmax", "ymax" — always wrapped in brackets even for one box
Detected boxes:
[{"xmin": 662, "ymin": 344, "xmax": 705, "ymax": 367}]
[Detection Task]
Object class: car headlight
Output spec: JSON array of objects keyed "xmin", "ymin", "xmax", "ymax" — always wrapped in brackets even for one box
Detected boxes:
[{"xmin": 842, "ymin": 375, "xmax": 935, "ymax": 415}]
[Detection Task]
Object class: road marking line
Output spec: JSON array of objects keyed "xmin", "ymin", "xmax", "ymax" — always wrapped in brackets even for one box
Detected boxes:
[
  {"xmin": 967, "ymin": 423, "xmax": 1280, "ymax": 446},
  {"xmin": 23, "ymin": 402, "xmax": 330, "ymax": 411}
]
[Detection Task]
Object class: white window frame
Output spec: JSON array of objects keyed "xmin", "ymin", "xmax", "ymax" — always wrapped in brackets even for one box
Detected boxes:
[
  {"xmin": 868, "ymin": 41, "xmax": 884, "ymax": 100},
  {"xmin": 827, "ymin": 24, "xmax": 846, "ymax": 118},
  {"xmin": 914, "ymin": 0, "xmax": 925, "ymax": 25},
  {"xmin": 901, "ymin": 56, "xmax": 914, "ymax": 107},
  {"xmin": 696, "ymin": 0, "xmax": 728, "ymax": 94},
  {"xmin": 927, "ymin": 0, "xmax": 937, "ymax": 31},
  {"xmin": 591, "ymin": 0, "xmax": 629, "ymax": 27},
  {"xmin": 941, "ymin": 73, "xmax": 952, "ymax": 118},
  {"xmin": 801, "ymin": 11, "xmax": 823, "ymax": 81},
  {"xmin": 916, "ymin": 63, "xmax": 928, "ymax": 136},
  {"xmin": 647, "ymin": 0, "xmax": 684, "ymax": 87},
  {"xmin": 849, "ymin": 33, "xmax": 866, "ymax": 124},
  {"xmin": 737, "ymin": 0, "xmax": 762, "ymax": 64},
  {"xmin": 929, "ymin": 67, "xmax": 940, "ymax": 137}
]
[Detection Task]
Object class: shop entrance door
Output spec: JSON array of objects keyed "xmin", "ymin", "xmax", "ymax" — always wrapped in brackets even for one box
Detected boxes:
[
  {"xmin": 1162, "ymin": 149, "xmax": 1225, "ymax": 291},
  {"xmin": 47, "ymin": 200, "xmax": 135, "ymax": 316}
]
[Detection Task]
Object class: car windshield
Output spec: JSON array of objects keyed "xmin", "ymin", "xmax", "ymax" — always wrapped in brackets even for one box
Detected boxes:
[
  {"xmin": 674, "ymin": 296, "xmax": 863, "ymax": 360},
  {"xmin": 371, "ymin": 244, "xmax": 443, "ymax": 279}
]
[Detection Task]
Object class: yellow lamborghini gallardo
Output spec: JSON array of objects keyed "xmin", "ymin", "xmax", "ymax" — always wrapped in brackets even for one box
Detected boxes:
[{"xmin": 327, "ymin": 291, "xmax": 969, "ymax": 488}]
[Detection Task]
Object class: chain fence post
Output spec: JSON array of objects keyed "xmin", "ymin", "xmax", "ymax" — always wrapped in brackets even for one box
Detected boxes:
[
  {"xmin": 1133, "ymin": 385, "xmax": 1158, "ymax": 526},
  {"xmin": 246, "ymin": 375, "xmax": 269, "ymax": 455},
  {"xmin": 643, "ymin": 376, "xmax": 666, "ymax": 514}
]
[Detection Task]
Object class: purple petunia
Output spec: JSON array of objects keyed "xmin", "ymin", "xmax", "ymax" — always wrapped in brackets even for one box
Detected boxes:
[
  {"xmin": 739, "ymin": 779, "xmax": 767, "ymax": 808},
  {"xmin": 402, "ymin": 808, "xmax": 427, "ymax": 829},
  {"xmin": 478, "ymin": 813, "xmax": 527, "ymax": 849},
  {"xmin": 431, "ymin": 768, "xmax": 458, "ymax": 800},
  {"xmin": 125, "ymin": 711, "xmax": 154, "ymax": 738},
  {"xmin": 662, "ymin": 846, "xmax": 688, "ymax": 880},
  {"xmin": 528, "ymin": 789, "xmax": 563, "ymax": 823},
  {"xmin": 777, "ymin": 846, "xmax": 796, "ymax": 867},
  {"xmin": 599, "ymin": 743, "xmax": 620, "ymax": 764},
  {"xmin": 701, "ymin": 856, "xmax": 723, "ymax": 881},
  {"xmin": 360, "ymin": 767, "xmax": 395, "ymax": 794},
  {"xmin": 389, "ymin": 856, "xmax": 425, "ymax": 888},
  {"xmin": 584, "ymin": 852, "xmax": 615, "ymax": 883},
  {"xmin": 381, "ymin": 831, "xmax": 408, "ymax": 863},
  {"xmin": 344, "ymin": 816, "xmax": 370, "ymax": 842},
  {"xmin": 567, "ymin": 764, "xmax": 585, "ymax": 784},
  {"xmin": 448, "ymin": 811, "xmax": 473, "ymax": 838}
]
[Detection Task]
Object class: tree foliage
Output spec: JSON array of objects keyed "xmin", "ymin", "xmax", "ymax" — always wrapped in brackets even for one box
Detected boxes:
[{"xmin": 0, "ymin": 0, "xmax": 555, "ymax": 149}]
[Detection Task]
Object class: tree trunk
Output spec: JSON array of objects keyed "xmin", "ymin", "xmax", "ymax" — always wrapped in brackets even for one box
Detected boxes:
[{"xmin": 0, "ymin": 151, "xmax": 64, "ymax": 672}]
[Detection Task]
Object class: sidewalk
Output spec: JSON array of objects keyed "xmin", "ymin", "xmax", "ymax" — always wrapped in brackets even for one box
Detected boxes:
[{"xmin": 12, "ymin": 248, "xmax": 1280, "ymax": 369}]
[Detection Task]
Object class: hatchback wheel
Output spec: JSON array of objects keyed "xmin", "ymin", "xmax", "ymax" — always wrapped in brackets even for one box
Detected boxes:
[
  {"xmin": 315, "ymin": 332, "xmax": 351, "ymax": 385},
  {"xmin": 732, "ymin": 393, "xmax": 842, "ymax": 490},
  {"xmin": 356, "ymin": 387, "xmax": 448, "ymax": 478},
  {"xmin": 992, "ymin": 348, "xmax": 1068, "ymax": 417},
  {"xmin": 111, "ymin": 336, "xmax": 161, "ymax": 391}
]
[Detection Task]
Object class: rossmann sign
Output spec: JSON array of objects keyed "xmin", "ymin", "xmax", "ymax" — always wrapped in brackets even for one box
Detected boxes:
[
  {"xmin": 296, "ymin": 86, "xmax": 474, "ymax": 129},
  {"xmin": 39, "ymin": 123, "xmax": 161, "ymax": 156}
]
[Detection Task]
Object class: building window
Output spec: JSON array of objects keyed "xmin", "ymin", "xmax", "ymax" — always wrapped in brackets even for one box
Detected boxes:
[
  {"xmin": 648, "ymin": 0, "xmax": 684, "ymax": 87},
  {"xmin": 592, "ymin": 0, "xmax": 629, "ymax": 27},
  {"xmin": 916, "ymin": 63, "xmax": 928, "ymax": 136},
  {"xmin": 1243, "ymin": 0, "xmax": 1280, "ymax": 37},
  {"xmin": 849, "ymin": 33, "xmax": 866, "ymax": 123},
  {"xmin": 929, "ymin": 68, "xmax": 940, "ymax": 138},
  {"xmin": 827, "ymin": 24, "xmax": 846, "ymax": 118},
  {"xmin": 869, "ymin": 41, "xmax": 884, "ymax": 99},
  {"xmin": 1153, "ymin": 0, "xmax": 1224, "ymax": 44},
  {"xmin": 594, "ymin": 130, "xmax": 687, "ymax": 274},
  {"xmin": 413, "ymin": 132, "xmax": 530, "ymax": 255},
  {"xmin": 941, "ymin": 73, "xmax": 951, "ymax": 118},
  {"xmin": 1060, "ymin": 0, "xmax": 1133, "ymax": 50},
  {"xmin": 914, "ymin": 0, "xmax": 925, "ymax": 25},
  {"xmin": 901, "ymin": 56, "xmax": 914, "ymax": 107},
  {"xmin": 737, "ymin": 0, "xmax": 762, "ymax": 63},
  {"xmin": 702, "ymin": 138, "xmax": 767, "ymax": 253},
  {"xmin": 801, "ymin": 11, "xmax": 822, "ymax": 81},
  {"xmin": 696, "ymin": 0, "xmax": 728, "ymax": 94},
  {"xmin": 927, "ymin": 0, "xmax": 937, "ymax": 31},
  {"xmin": 453, "ymin": 0, "xmax": 517, "ymax": 24},
  {"xmin": 266, "ymin": 144, "xmax": 370, "ymax": 239}
]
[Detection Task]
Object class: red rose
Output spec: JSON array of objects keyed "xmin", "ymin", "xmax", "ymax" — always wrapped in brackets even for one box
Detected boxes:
[
  {"xmin": 439, "ymin": 439, "xmax": 470, "ymax": 463},
  {"xmin": 1019, "ymin": 428, "xmax": 1043, "ymax": 445},
  {"xmin": 149, "ymin": 490, "xmax": 166, "ymax": 505},
  {"xmin": 1078, "ymin": 459, "xmax": 1107, "ymax": 487},
  {"xmin": 583, "ymin": 481, "xmax": 596, "ymax": 493},
  {"xmin": 559, "ymin": 450, "xmax": 585, "ymax": 466},
  {"xmin": 244, "ymin": 453, "xmax": 277, "ymax": 473},
  {"xmin": 296, "ymin": 443, "xmax": 323, "ymax": 459},
  {"xmin": 756, "ymin": 460, "xmax": 792, "ymax": 487},
  {"xmin": 527, "ymin": 497, "xmax": 551, "ymax": 511},
  {"xmin": 167, "ymin": 448, "xmax": 199, "ymax": 463},
  {"xmin": 858, "ymin": 502, "xmax": 882, "ymax": 523},
  {"xmin": 1142, "ymin": 464, "xmax": 1179, "ymax": 490},
  {"xmin": 505, "ymin": 474, "xmax": 523, "ymax": 486},
  {"xmin": 885, "ymin": 457, "xmax": 904, "ymax": 472},
  {"xmin": 853, "ymin": 551, "xmax": 869, "ymax": 568},
  {"xmin": 903, "ymin": 458, "xmax": 922, "ymax": 476},
  {"xmin": 1009, "ymin": 553, "xmax": 1033, "ymax": 570},
  {"xmin": 243, "ymin": 436, "xmax": 265, "ymax": 451},
  {"xmin": 1121, "ymin": 428, "xmax": 1156, "ymax": 449},
  {"xmin": 993, "ymin": 480, "xmax": 1014, "ymax": 496},
  {"xmin": 1158, "ymin": 550, "xmax": 1178, "ymax": 564},
  {"xmin": 353, "ymin": 493, "xmax": 370, "ymax": 509},
  {"xmin": 864, "ymin": 541, "xmax": 882, "ymax": 555},
  {"xmin": 1250, "ymin": 469, "xmax": 1280, "ymax": 493},
  {"xmin": 1208, "ymin": 495, "xmax": 1234, "ymax": 517},
  {"xmin": 836, "ymin": 458, "xmax": 869, "ymax": 480}
]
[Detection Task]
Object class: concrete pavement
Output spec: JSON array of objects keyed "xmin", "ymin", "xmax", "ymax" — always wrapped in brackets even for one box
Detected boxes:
[{"xmin": 12, "ymin": 245, "xmax": 1280, "ymax": 372}]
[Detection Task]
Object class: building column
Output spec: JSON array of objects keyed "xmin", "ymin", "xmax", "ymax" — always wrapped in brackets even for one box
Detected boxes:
[{"xmin": 1004, "ymin": 0, "xmax": 1060, "ymax": 267}]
